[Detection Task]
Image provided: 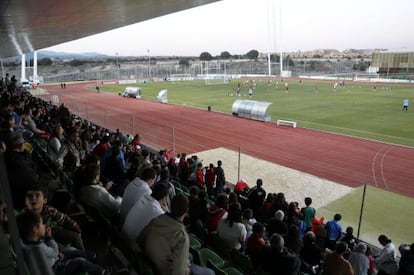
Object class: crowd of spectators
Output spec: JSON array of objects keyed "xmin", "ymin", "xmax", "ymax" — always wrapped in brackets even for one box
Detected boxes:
[{"xmin": 0, "ymin": 80, "xmax": 412, "ymax": 275}]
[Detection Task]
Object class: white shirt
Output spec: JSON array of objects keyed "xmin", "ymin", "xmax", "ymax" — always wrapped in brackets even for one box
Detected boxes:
[
  {"xmin": 217, "ymin": 219, "xmax": 247, "ymax": 251},
  {"xmin": 80, "ymin": 184, "xmax": 122, "ymax": 218},
  {"xmin": 120, "ymin": 177, "xmax": 151, "ymax": 223},
  {"xmin": 122, "ymin": 194, "xmax": 164, "ymax": 244},
  {"xmin": 375, "ymin": 242, "xmax": 396, "ymax": 266}
]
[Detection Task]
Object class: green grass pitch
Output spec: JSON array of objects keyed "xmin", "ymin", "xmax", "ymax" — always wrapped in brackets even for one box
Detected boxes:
[{"xmin": 99, "ymin": 78, "xmax": 414, "ymax": 147}]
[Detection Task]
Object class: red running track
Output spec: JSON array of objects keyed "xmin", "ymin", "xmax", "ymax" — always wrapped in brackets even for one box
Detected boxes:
[{"xmin": 40, "ymin": 82, "xmax": 414, "ymax": 198}]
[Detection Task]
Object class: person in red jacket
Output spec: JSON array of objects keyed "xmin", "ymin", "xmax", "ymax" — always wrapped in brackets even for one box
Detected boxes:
[{"xmin": 204, "ymin": 163, "xmax": 216, "ymax": 198}]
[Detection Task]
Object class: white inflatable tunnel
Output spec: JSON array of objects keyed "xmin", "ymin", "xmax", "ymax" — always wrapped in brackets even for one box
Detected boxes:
[{"xmin": 157, "ymin": 89, "xmax": 168, "ymax": 103}]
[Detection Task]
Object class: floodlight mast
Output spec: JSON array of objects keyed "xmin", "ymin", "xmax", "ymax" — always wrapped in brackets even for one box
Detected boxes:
[{"xmin": 278, "ymin": 0, "xmax": 283, "ymax": 77}]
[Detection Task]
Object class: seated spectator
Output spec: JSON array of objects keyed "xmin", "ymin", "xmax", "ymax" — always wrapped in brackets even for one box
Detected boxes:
[
  {"xmin": 323, "ymin": 241, "xmax": 354, "ymax": 275},
  {"xmin": 56, "ymin": 127, "xmax": 85, "ymax": 169},
  {"xmin": 241, "ymin": 208, "xmax": 257, "ymax": 239},
  {"xmin": 205, "ymin": 193, "xmax": 228, "ymax": 232},
  {"xmin": 21, "ymin": 185, "xmax": 84, "ymax": 250},
  {"xmin": 398, "ymin": 243, "xmax": 414, "ymax": 275},
  {"xmin": 120, "ymin": 167, "xmax": 157, "ymax": 223},
  {"xmin": 246, "ymin": 222, "xmax": 266, "ymax": 269},
  {"xmin": 122, "ymin": 182, "xmax": 169, "ymax": 244},
  {"xmin": 188, "ymin": 188, "xmax": 208, "ymax": 230},
  {"xmin": 284, "ymin": 224, "xmax": 303, "ymax": 255},
  {"xmin": 266, "ymin": 209, "xmax": 288, "ymax": 238},
  {"xmin": 260, "ymin": 233, "xmax": 301, "ymax": 275},
  {"xmin": 300, "ymin": 231, "xmax": 324, "ymax": 273},
  {"xmin": 21, "ymin": 106, "xmax": 50, "ymax": 139},
  {"xmin": 138, "ymin": 194, "xmax": 204, "ymax": 275},
  {"xmin": 217, "ymin": 203, "xmax": 247, "ymax": 251},
  {"xmin": 312, "ymin": 216, "xmax": 326, "ymax": 250},
  {"xmin": 78, "ymin": 163, "xmax": 122, "ymax": 221},
  {"xmin": 4, "ymin": 131, "xmax": 40, "ymax": 210},
  {"xmin": 349, "ymin": 243, "xmax": 369, "ymax": 275},
  {"xmin": 374, "ymin": 235, "xmax": 397, "ymax": 275},
  {"xmin": 263, "ymin": 193, "xmax": 274, "ymax": 221},
  {"xmin": 47, "ymin": 123, "xmax": 65, "ymax": 163},
  {"xmin": 16, "ymin": 211, "xmax": 108, "ymax": 275}
]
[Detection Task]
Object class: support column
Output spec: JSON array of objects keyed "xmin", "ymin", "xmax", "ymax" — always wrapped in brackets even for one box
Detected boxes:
[
  {"xmin": 21, "ymin": 54, "xmax": 26, "ymax": 81},
  {"xmin": 33, "ymin": 51, "xmax": 38, "ymax": 82}
]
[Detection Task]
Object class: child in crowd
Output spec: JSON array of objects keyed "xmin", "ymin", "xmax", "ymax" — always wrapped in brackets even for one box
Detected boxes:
[
  {"xmin": 16, "ymin": 211, "xmax": 107, "ymax": 275},
  {"xmin": 21, "ymin": 185, "xmax": 84, "ymax": 250}
]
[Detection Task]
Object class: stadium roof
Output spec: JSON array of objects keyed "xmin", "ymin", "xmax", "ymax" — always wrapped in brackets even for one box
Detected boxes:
[{"xmin": 0, "ymin": 0, "xmax": 220, "ymax": 58}]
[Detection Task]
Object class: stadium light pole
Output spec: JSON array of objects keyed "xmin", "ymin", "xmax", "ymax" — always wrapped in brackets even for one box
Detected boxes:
[{"xmin": 147, "ymin": 49, "xmax": 151, "ymax": 80}]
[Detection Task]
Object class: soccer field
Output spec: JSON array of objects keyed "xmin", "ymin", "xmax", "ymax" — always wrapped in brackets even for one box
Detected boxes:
[{"xmin": 100, "ymin": 78, "xmax": 414, "ymax": 147}]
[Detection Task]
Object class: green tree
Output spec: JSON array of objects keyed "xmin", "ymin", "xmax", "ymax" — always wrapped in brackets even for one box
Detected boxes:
[
  {"xmin": 245, "ymin": 49, "xmax": 259, "ymax": 60},
  {"xmin": 38, "ymin": 58, "xmax": 52, "ymax": 66},
  {"xmin": 200, "ymin": 52, "xmax": 213, "ymax": 61},
  {"xmin": 270, "ymin": 54, "xmax": 280, "ymax": 62},
  {"xmin": 68, "ymin": 59, "xmax": 86, "ymax": 66},
  {"xmin": 179, "ymin": 59, "xmax": 190, "ymax": 67},
  {"xmin": 220, "ymin": 51, "xmax": 231, "ymax": 59}
]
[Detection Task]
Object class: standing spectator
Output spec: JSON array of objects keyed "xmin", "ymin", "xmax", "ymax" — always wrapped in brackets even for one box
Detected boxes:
[
  {"xmin": 215, "ymin": 160, "xmax": 225, "ymax": 195},
  {"xmin": 195, "ymin": 162, "xmax": 205, "ymax": 190},
  {"xmin": 204, "ymin": 163, "xmax": 216, "ymax": 198},
  {"xmin": 398, "ymin": 243, "xmax": 414, "ymax": 275},
  {"xmin": 325, "ymin": 213, "xmax": 343, "ymax": 251},
  {"xmin": 301, "ymin": 197, "xmax": 316, "ymax": 232},
  {"xmin": 248, "ymin": 178, "xmax": 266, "ymax": 221},
  {"xmin": 341, "ymin": 226, "xmax": 358, "ymax": 252},
  {"xmin": 375, "ymin": 235, "xmax": 397, "ymax": 275},
  {"xmin": 323, "ymin": 241, "xmax": 354, "ymax": 275},
  {"xmin": 349, "ymin": 243, "xmax": 369, "ymax": 275}
]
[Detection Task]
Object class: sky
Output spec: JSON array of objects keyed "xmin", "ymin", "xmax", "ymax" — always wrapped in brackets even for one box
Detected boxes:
[{"xmin": 44, "ymin": 0, "xmax": 414, "ymax": 57}]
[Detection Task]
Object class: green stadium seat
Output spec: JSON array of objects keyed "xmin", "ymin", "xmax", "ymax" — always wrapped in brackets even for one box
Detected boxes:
[
  {"xmin": 229, "ymin": 249, "xmax": 254, "ymax": 274},
  {"xmin": 193, "ymin": 247, "xmax": 225, "ymax": 268}
]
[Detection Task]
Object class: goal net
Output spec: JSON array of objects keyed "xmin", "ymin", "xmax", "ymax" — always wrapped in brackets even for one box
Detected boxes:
[
  {"xmin": 201, "ymin": 61, "xmax": 229, "ymax": 85},
  {"xmin": 170, "ymin": 74, "xmax": 193, "ymax": 81},
  {"xmin": 205, "ymin": 74, "xmax": 230, "ymax": 85}
]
